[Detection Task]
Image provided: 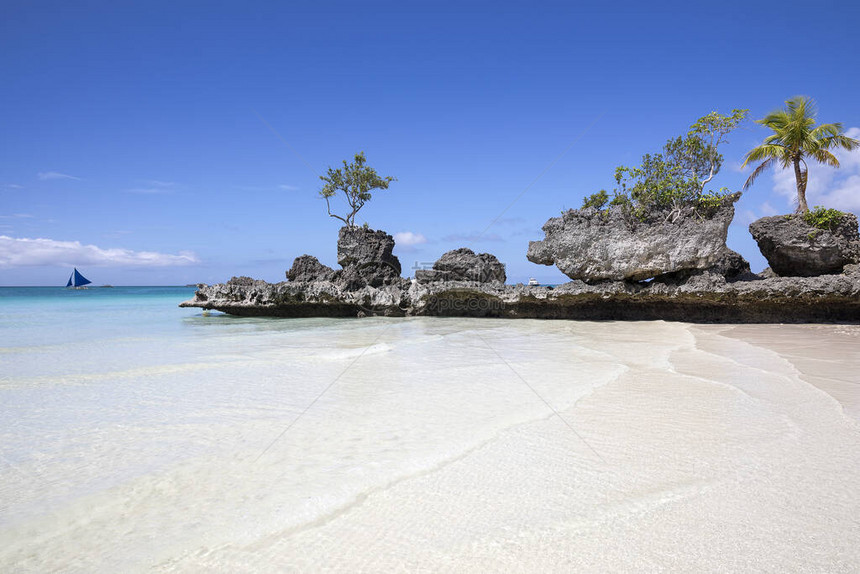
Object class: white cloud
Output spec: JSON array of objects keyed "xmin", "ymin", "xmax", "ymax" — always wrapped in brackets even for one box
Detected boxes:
[
  {"xmin": 279, "ymin": 184, "xmax": 299, "ymax": 191},
  {"xmin": 0, "ymin": 213, "xmax": 33, "ymax": 219},
  {"xmin": 393, "ymin": 231, "xmax": 428, "ymax": 246},
  {"xmin": 0, "ymin": 236, "xmax": 199, "ymax": 267},
  {"xmin": 3, "ymin": 183, "xmax": 24, "ymax": 189},
  {"xmin": 767, "ymin": 126, "xmax": 860, "ymax": 213},
  {"xmin": 38, "ymin": 171, "xmax": 80, "ymax": 181}
]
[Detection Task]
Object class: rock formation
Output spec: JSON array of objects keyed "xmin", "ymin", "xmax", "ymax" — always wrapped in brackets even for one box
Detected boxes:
[
  {"xmin": 285, "ymin": 227, "xmax": 405, "ymax": 290},
  {"xmin": 181, "ymin": 209, "xmax": 860, "ymax": 323},
  {"xmin": 527, "ymin": 193, "xmax": 740, "ymax": 282},
  {"xmin": 336, "ymin": 226, "xmax": 403, "ymax": 288},
  {"xmin": 415, "ymin": 248, "xmax": 506, "ymax": 284},
  {"xmin": 749, "ymin": 213, "xmax": 860, "ymax": 277},
  {"xmin": 286, "ymin": 255, "xmax": 336, "ymax": 283},
  {"xmin": 654, "ymin": 247, "xmax": 751, "ymax": 286},
  {"xmin": 182, "ymin": 266, "xmax": 860, "ymax": 323},
  {"xmin": 708, "ymin": 247, "xmax": 752, "ymax": 279},
  {"xmin": 188, "ymin": 275, "xmax": 406, "ymax": 317}
]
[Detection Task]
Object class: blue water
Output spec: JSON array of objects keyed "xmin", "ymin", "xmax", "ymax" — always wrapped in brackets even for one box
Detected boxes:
[
  {"xmin": 0, "ymin": 286, "xmax": 198, "ymax": 348},
  {"xmin": 2, "ymin": 288, "xmax": 859, "ymax": 571}
]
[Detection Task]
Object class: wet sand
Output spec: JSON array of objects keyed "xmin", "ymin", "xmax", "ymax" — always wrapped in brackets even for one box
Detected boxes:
[
  {"xmin": 1, "ymin": 319, "xmax": 858, "ymax": 572},
  {"xmin": 712, "ymin": 323, "xmax": 860, "ymax": 422}
]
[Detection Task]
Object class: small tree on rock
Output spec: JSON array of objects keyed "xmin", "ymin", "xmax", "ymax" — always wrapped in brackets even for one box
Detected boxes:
[
  {"xmin": 609, "ymin": 109, "xmax": 748, "ymax": 217},
  {"xmin": 668, "ymin": 108, "xmax": 749, "ymax": 194},
  {"xmin": 742, "ymin": 96, "xmax": 859, "ymax": 214},
  {"xmin": 319, "ymin": 152, "xmax": 396, "ymax": 228}
]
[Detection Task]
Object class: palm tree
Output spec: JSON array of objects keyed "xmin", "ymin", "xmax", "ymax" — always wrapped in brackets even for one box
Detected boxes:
[{"xmin": 742, "ymin": 96, "xmax": 859, "ymax": 213}]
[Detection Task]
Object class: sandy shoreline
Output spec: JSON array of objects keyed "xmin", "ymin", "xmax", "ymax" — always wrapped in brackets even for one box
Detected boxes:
[
  {"xmin": 709, "ymin": 323, "xmax": 860, "ymax": 423},
  {"xmin": 2, "ymin": 318, "xmax": 859, "ymax": 572}
]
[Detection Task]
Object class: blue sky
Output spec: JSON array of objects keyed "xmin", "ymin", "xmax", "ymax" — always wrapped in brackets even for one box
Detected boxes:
[{"xmin": 2, "ymin": 0, "xmax": 859, "ymax": 285}]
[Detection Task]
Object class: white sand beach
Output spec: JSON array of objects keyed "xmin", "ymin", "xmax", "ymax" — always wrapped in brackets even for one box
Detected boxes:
[{"xmin": 1, "ymin": 317, "xmax": 858, "ymax": 572}]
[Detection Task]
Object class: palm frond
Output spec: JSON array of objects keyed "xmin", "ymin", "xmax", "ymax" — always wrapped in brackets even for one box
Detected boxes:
[
  {"xmin": 762, "ymin": 133, "xmax": 784, "ymax": 146},
  {"xmin": 757, "ymin": 110, "xmax": 790, "ymax": 132},
  {"xmin": 786, "ymin": 95, "xmax": 816, "ymax": 121},
  {"xmin": 742, "ymin": 143, "xmax": 787, "ymax": 167},
  {"xmin": 743, "ymin": 157, "xmax": 777, "ymax": 189},
  {"xmin": 824, "ymin": 133, "xmax": 860, "ymax": 151},
  {"xmin": 810, "ymin": 122, "xmax": 843, "ymax": 141},
  {"xmin": 811, "ymin": 149, "xmax": 840, "ymax": 168}
]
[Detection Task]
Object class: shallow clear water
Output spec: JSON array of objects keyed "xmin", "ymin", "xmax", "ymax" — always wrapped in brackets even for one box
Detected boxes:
[{"xmin": 1, "ymin": 288, "xmax": 858, "ymax": 572}]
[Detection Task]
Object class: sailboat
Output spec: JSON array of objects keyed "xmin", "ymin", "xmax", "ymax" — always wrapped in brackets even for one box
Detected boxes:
[{"xmin": 66, "ymin": 268, "xmax": 92, "ymax": 289}]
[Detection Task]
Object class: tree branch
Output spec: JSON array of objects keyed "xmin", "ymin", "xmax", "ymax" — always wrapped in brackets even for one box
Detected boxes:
[{"xmin": 324, "ymin": 195, "xmax": 349, "ymax": 225}]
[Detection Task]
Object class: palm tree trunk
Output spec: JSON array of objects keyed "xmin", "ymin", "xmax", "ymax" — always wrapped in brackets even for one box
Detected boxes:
[{"xmin": 793, "ymin": 157, "xmax": 809, "ymax": 213}]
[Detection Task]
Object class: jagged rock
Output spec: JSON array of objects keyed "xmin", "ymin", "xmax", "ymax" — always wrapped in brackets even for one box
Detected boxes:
[
  {"xmin": 181, "ymin": 277, "xmax": 407, "ymax": 317},
  {"xmin": 527, "ymin": 194, "xmax": 741, "ymax": 282},
  {"xmin": 286, "ymin": 255, "xmax": 336, "ymax": 283},
  {"xmin": 655, "ymin": 247, "xmax": 751, "ymax": 286},
  {"xmin": 180, "ymin": 205, "xmax": 860, "ymax": 322},
  {"xmin": 181, "ymin": 271, "xmax": 860, "ymax": 323},
  {"xmin": 415, "ymin": 248, "xmax": 506, "ymax": 284},
  {"xmin": 337, "ymin": 226, "xmax": 402, "ymax": 288},
  {"xmin": 227, "ymin": 276, "xmax": 259, "ymax": 287},
  {"xmin": 709, "ymin": 247, "xmax": 751, "ymax": 278},
  {"xmin": 749, "ymin": 214, "xmax": 860, "ymax": 277}
]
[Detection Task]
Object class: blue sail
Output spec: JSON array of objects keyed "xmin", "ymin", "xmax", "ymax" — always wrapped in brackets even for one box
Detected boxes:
[{"xmin": 67, "ymin": 268, "xmax": 92, "ymax": 287}]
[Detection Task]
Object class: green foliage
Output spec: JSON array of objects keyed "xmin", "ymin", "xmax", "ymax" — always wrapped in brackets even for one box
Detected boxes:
[
  {"xmin": 609, "ymin": 193, "xmax": 631, "ymax": 207},
  {"xmin": 319, "ymin": 151, "xmax": 397, "ymax": 227},
  {"xmin": 697, "ymin": 191, "xmax": 727, "ymax": 209},
  {"xmin": 582, "ymin": 189, "xmax": 609, "ymax": 210},
  {"xmin": 743, "ymin": 96, "xmax": 860, "ymax": 213},
  {"xmin": 600, "ymin": 109, "xmax": 747, "ymax": 219},
  {"xmin": 613, "ymin": 153, "xmax": 699, "ymax": 210},
  {"xmin": 672, "ymin": 108, "xmax": 747, "ymax": 189},
  {"xmin": 802, "ymin": 205, "xmax": 846, "ymax": 231}
]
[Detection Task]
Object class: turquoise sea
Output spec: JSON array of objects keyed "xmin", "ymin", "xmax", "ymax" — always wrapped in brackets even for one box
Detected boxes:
[
  {"xmin": 0, "ymin": 286, "xmax": 198, "ymax": 347},
  {"xmin": 1, "ymin": 287, "xmax": 859, "ymax": 571}
]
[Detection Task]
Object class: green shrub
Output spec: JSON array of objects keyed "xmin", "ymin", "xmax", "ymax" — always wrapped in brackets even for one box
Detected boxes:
[
  {"xmin": 589, "ymin": 109, "xmax": 746, "ymax": 221},
  {"xmin": 582, "ymin": 189, "xmax": 609, "ymax": 210},
  {"xmin": 697, "ymin": 192, "xmax": 726, "ymax": 209},
  {"xmin": 609, "ymin": 193, "xmax": 631, "ymax": 207},
  {"xmin": 802, "ymin": 206, "xmax": 846, "ymax": 231}
]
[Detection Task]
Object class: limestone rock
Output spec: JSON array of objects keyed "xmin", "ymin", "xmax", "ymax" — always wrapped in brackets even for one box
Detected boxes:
[
  {"xmin": 415, "ymin": 248, "xmax": 506, "ymax": 284},
  {"xmin": 709, "ymin": 247, "xmax": 751, "ymax": 279},
  {"xmin": 181, "ymin": 271, "xmax": 860, "ymax": 323},
  {"xmin": 749, "ymin": 214, "xmax": 860, "ymax": 277},
  {"xmin": 655, "ymin": 247, "xmax": 751, "ymax": 286},
  {"xmin": 337, "ymin": 226, "xmax": 402, "ymax": 288},
  {"xmin": 178, "ymin": 209, "xmax": 860, "ymax": 322},
  {"xmin": 286, "ymin": 255, "xmax": 336, "ymax": 283},
  {"xmin": 527, "ymin": 194, "xmax": 740, "ymax": 282}
]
